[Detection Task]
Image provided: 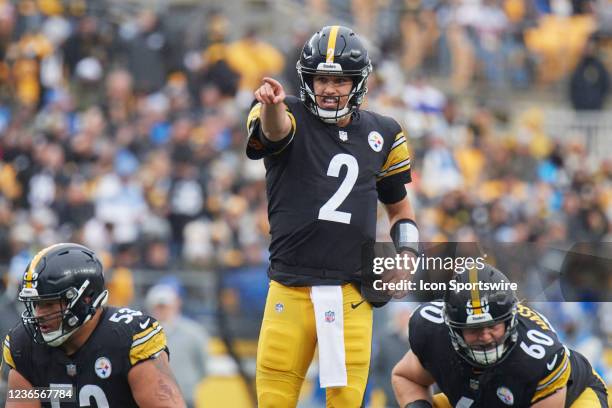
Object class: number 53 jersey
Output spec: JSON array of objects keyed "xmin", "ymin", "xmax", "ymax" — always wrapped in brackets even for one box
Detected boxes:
[
  {"xmin": 409, "ymin": 302, "xmax": 606, "ymax": 407},
  {"xmin": 246, "ymin": 96, "xmax": 412, "ymax": 286},
  {"xmin": 2, "ymin": 306, "xmax": 168, "ymax": 408}
]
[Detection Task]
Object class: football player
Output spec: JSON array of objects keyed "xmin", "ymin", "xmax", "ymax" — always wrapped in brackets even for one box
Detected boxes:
[
  {"xmin": 246, "ymin": 25, "xmax": 418, "ymax": 407},
  {"xmin": 1, "ymin": 243, "xmax": 186, "ymax": 408},
  {"xmin": 392, "ymin": 265, "xmax": 610, "ymax": 408}
]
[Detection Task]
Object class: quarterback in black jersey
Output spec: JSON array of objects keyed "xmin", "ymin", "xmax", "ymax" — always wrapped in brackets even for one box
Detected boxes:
[
  {"xmin": 1, "ymin": 243, "xmax": 186, "ymax": 408},
  {"xmin": 247, "ymin": 25, "xmax": 418, "ymax": 407},
  {"xmin": 392, "ymin": 265, "xmax": 610, "ymax": 408}
]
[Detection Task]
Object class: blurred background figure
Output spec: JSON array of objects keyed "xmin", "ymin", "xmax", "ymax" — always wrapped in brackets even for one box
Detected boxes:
[
  {"xmin": 371, "ymin": 303, "xmax": 417, "ymax": 408},
  {"xmin": 569, "ymin": 34, "xmax": 610, "ymax": 110},
  {"xmin": 146, "ymin": 283, "xmax": 209, "ymax": 408}
]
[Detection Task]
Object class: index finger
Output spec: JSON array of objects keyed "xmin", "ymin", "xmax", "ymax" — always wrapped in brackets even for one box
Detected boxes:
[{"xmin": 262, "ymin": 77, "xmax": 282, "ymax": 89}]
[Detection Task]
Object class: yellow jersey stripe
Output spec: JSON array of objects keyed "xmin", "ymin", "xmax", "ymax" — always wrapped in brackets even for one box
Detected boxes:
[
  {"xmin": 132, "ymin": 321, "xmax": 160, "ymax": 342},
  {"xmin": 537, "ymin": 352, "xmax": 569, "ymax": 390},
  {"xmin": 246, "ymin": 103, "xmax": 297, "ymax": 139},
  {"xmin": 287, "ymin": 111, "xmax": 296, "ymax": 136},
  {"xmin": 391, "ymin": 136, "xmax": 406, "ymax": 149},
  {"xmin": 271, "ymin": 111, "xmax": 297, "ymax": 156},
  {"xmin": 379, "ymin": 141, "xmax": 409, "ymax": 173},
  {"xmin": 129, "ymin": 330, "xmax": 167, "ymax": 366},
  {"xmin": 469, "ymin": 268, "xmax": 481, "ymax": 314},
  {"xmin": 326, "ymin": 26, "xmax": 340, "ymax": 63},
  {"xmin": 377, "ymin": 164, "xmax": 410, "ymax": 180},
  {"xmin": 24, "ymin": 244, "xmax": 64, "ymax": 288},
  {"xmin": 377, "ymin": 159, "xmax": 411, "ymax": 177},
  {"xmin": 246, "ymin": 103, "xmax": 262, "ymax": 131},
  {"xmin": 532, "ymin": 352, "xmax": 571, "ymax": 402},
  {"xmin": 2, "ymin": 335, "xmax": 15, "ymax": 369}
]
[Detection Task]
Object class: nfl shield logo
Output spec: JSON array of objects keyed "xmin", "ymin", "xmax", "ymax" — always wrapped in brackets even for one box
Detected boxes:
[
  {"xmin": 339, "ymin": 131, "xmax": 348, "ymax": 142},
  {"xmin": 324, "ymin": 310, "xmax": 335, "ymax": 323},
  {"xmin": 66, "ymin": 363, "xmax": 77, "ymax": 377}
]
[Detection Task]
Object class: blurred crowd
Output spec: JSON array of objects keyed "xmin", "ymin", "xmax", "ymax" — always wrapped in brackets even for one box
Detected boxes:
[
  {"xmin": 312, "ymin": 0, "xmax": 611, "ymax": 96},
  {"xmin": 0, "ymin": 0, "xmax": 610, "ymax": 406}
]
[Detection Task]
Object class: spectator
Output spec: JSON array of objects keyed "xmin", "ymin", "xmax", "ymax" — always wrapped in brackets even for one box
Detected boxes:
[
  {"xmin": 569, "ymin": 35, "xmax": 610, "ymax": 110},
  {"xmin": 225, "ymin": 27, "xmax": 284, "ymax": 95},
  {"xmin": 122, "ymin": 10, "xmax": 170, "ymax": 94},
  {"xmin": 371, "ymin": 303, "xmax": 416, "ymax": 407},
  {"xmin": 146, "ymin": 284, "xmax": 209, "ymax": 408}
]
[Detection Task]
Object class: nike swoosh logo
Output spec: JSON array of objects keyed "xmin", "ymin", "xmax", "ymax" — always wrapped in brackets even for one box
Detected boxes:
[
  {"xmin": 546, "ymin": 354, "xmax": 558, "ymax": 370},
  {"xmin": 139, "ymin": 318, "xmax": 151, "ymax": 330},
  {"xmin": 351, "ymin": 300, "xmax": 365, "ymax": 309}
]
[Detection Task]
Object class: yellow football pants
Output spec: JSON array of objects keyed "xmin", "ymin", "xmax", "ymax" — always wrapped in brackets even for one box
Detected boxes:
[{"xmin": 256, "ymin": 280, "xmax": 373, "ymax": 408}]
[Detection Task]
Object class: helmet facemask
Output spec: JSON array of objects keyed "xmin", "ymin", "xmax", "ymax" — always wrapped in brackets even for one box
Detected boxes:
[
  {"xmin": 19, "ymin": 280, "xmax": 108, "ymax": 347},
  {"xmin": 296, "ymin": 62, "xmax": 371, "ymax": 124},
  {"xmin": 445, "ymin": 305, "xmax": 519, "ymax": 368}
]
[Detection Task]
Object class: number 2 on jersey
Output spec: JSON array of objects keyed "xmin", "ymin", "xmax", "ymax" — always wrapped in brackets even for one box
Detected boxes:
[{"xmin": 318, "ymin": 154, "xmax": 358, "ymax": 224}]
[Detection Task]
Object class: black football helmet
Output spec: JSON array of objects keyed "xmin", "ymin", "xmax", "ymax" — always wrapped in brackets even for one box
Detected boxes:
[
  {"xmin": 296, "ymin": 25, "xmax": 372, "ymax": 123},
  {"xmin": 18, "ymin": 243, "xmax": 108, "ymax": 346},
  {"xmin": 444, "ymin": 264, "xmax": 518, "ymax": 367}
]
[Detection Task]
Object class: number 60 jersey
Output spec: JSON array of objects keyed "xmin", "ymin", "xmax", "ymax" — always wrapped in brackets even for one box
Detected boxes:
[
  {"xmin": 246, "ymin": 95, "xmax": 412, "ymax": 286},
  {"xmin": 409, "ymin": 302, "xmax": 607, "ymax": 407},
  {"xmin": 2, "ymin": 307, "xmax": 167, "ymax": 408}
]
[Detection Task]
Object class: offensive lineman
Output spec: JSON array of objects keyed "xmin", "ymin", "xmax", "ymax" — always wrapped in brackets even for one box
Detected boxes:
[
  {"xmin": 392, "ymin": 265, "xmax": 610, "ymax": 408},
  {"xmin": 1, "ymin": 243, "xmax": 186, "ymax": 407},
  {"xmin": 246, "ymin": 25, "xmax": 418, "ymax": 407}
]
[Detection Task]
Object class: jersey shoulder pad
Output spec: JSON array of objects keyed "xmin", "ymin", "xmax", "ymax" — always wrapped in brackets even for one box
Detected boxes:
[
  {"xmin": 515, "ymin": 305, "xmax": 570, "ymax": 403},
  {"xmin": 2, "ymin": 324, "xmax": 35, "ymax": 381},
  {"xmin": 516, "ymin": 304, "xmax": 563, "ymax": 343},
  {"xmin": 409, "ymin": 301, "xmax": 447, "ymax": 360},
  {"xmin": 103, "ymin": 307, "xmax": 167, "ymax": 367},
  {"xmin": 361, "ymin": 111, "xmax": 402, "ymax": 140},
  {"xmin": 3, "ymin": 324, "xmax": 28, "ymax": 370},
  {"xmin": 530, "ymin": 345, "xmax": 571, "ymax": 403},
  {"xmin": 283, "ymin": 95, "xmax": 303, "ymax": 110}
]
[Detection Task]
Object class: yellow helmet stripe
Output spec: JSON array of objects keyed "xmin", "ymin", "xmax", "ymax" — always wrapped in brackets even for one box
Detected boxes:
[
  {"xmin": 24, "ymin": 243, "xmax": 65, "ymax": 288},
  {"xmin": 469, "ymin": 267, "xmax": 482, "ymax": 314},
  {"xmin": 326, "ymin": 26, "xmax": 340, "ymax": 64}
]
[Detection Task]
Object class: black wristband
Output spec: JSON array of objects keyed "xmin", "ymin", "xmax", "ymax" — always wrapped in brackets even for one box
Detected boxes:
[
  {"xmin": 404, "ymin": 400, "xmax": 433, "ymax": 408},
  {"xmin": 390, "ymin": 218, "xmax": 419, "ymax": 255}
]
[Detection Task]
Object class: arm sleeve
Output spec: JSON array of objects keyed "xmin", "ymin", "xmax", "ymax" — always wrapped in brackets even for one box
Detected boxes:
[
  {"xmin": 377, "ymin": 128, "xmax": 412, "ymax": 204},
  {"xmin": 246, "ymin": 101, "xmax": 297, "ymax": 160}
]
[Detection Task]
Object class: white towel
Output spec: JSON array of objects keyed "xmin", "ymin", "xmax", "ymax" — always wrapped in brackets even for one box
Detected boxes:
[{"xmin": 310, "ymin": 285, "xmax": 347, "ymax": 388}]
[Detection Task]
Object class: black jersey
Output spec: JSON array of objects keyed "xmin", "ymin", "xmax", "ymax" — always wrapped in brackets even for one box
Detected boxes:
[
  {"xmin": 409, "ymin": 302, "xmax": 601, "ymax": 408},
  {"xmin": 2, "ymin": 306, "xmax": 167, "ymax": 408},
  {"xmin": 246, "ymin": 96, "xmax": 411, "ymax": 286}
]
